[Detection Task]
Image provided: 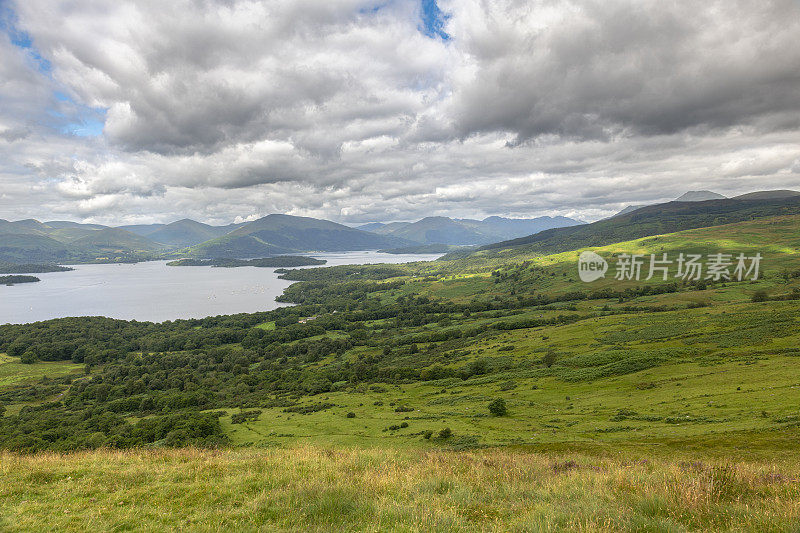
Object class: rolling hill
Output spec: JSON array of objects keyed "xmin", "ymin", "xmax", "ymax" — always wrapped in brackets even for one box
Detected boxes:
[
  {"xmin": 146, "ymin": 219, "xmax": 242, "ymax": 248},
  {"xmin": 448, "ymin": 193, "xmax": 800, "ymax": 260},
  {"xmin": 71, "ymin": 228, "xmax": 169, "ymax": 255}
]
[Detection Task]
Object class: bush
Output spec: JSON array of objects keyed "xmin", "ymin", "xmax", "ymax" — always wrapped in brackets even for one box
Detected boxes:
[
  {"xmin": 231, "ymin": 410, "xmax": 262, "ymax": 424},
  {"xmin": 488, "ymin": 398, "xmax": 508, "ymax": 417},
  {"xmin": 422, "ymin": 430, "xmax": 433, "ymax": 439},
  {"xmin": 752, "ymin": 290, "xmax": 770, "ymax": 302},
  {"xmin": 20, "ymin": 351, "xmax": 37, "ymax": 364},
  {"xmin": 346, "ymin": 412, "xmax": 356, "ymax": 418},
  {"xmin": 438, "ymin": 427, "xmax": 452, "ymax": 439}
]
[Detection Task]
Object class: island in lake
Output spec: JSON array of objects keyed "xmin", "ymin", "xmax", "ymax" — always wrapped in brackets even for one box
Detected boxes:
[
  {"xmin": 166, "ymin": 256, "xmax": 327, "ymax": 268},
  {"xmin": 0, "ymin": 275, "xmax": 40, "ymax": 285},
  {"xmin": 0, "ymin": 262, "xmax": 73, "ymax": 274}
]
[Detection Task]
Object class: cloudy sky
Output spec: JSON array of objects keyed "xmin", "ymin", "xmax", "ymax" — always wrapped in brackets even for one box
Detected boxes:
[{"xmin": 1, "ymin": 0, "xmax": 799, "ymax": 225}]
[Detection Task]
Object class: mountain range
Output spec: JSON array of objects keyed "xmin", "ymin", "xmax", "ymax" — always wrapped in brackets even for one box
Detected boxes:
[
  {"xmin": 1, "ymin": 190, "xmax": 796, "ymax": 263},
  {"xmin": 0, "ymin": 211, "xmax": 584, "ymax": 262},
  {"xmin": 358, "ymin": 215, "xmax": 582, "ymax": 245}
]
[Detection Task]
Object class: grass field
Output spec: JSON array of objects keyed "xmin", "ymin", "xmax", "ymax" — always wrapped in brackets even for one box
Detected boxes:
[
  {"xmin": 0, "ymin": 354, "xmax": 83, "ymax": 388},
  {"xmin": 2, "ymin": 447, "xmax": 799, "ymax": 532}
]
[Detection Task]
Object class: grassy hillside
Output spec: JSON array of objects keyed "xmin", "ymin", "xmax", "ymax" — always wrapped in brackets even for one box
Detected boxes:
[
  {"xmin": 71, "ymin": 227, "xmax": 168, "ymax": 255},
  {"xmin": 0, "ymin": 221, "xmax": 168, "ymax": 262},
  {"xmin": 147, "ymin": 219, "xmax": 242, "ymax": 247},
  {"xmin": 0, "ymin": 233, "xmax": 74, "ymax": 263},
  {"xmin": 447, "ymin": 194, "xmax": 800, "ymax": 261}
]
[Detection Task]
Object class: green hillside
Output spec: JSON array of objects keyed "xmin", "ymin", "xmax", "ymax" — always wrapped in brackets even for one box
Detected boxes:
[
  {"xmin": 449, "ymin": 194, "xmax": 800, "ymax": 261},
  {"xmin": 0, "ymin": 220, "xmax": 168, "ymax": 262},
  {"xmin": 71, "ymin": 227, "xmax": 168, "ymax": 255},
  {"xmin": 0, "ymin": 233, "xmax": 75, "ymax": 263},
  {"xmin": 146, "ymin": 219, "xmax": 237, "ymax": 247}
]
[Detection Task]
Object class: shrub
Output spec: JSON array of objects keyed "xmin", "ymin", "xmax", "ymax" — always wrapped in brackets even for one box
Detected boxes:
[
  {"xmin": 438, "ymin": 427, "xmax": 452, "ymax": 439},
  {"xmin": 488, "ymin": 398, "xmax": 508, "ymax": 417},
  {"xmin": 346, "ymin": 412, "xmax": 356, "ymax": 418},
  {"xmin": 752, "ymin": 290, "xmax": 770, "ymax": 302},
  {"xmin": 422, "ymin": 430, "xmax": 433, "ymax": 439},
  {"xmin": 231, "ymin": 410, "xmax": 262, "ymax": 424}
]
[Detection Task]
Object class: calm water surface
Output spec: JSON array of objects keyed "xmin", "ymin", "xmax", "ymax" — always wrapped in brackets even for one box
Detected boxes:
[{"xmin": 0, "ymin": 251, "xmax": 442, "ymax": 324}]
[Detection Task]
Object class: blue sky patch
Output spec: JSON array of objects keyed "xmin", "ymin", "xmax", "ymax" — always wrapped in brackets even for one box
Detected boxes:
[{"xmin": 420, "ymin": 0, "xmax": 450, "ymax": 40}]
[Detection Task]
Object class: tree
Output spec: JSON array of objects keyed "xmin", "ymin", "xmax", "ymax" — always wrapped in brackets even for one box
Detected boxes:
[
  {"xmin": 488, "ymin": 398, "xmax": 508, "ymax": 417},
  {"xmin": 541, "ymin": 351, "xmax": 557, "ymax": 368}
]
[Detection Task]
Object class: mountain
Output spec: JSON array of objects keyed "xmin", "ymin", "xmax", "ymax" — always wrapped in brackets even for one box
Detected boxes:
[
  {"xmin": 612, "ymin": 190, "xmax": 726, "ymax": 218},
  {"xmin": 44, "ymin": 221, "xmax": 107, "ymax": 230},
  {"xmin": 71, "ymin": 228, "xmax": 168, "ymax": 255},
  {"xmin": 479, "ymin": 216, "xmax": 583, "ymax": 240},
  {"xmin": 674, "ymin": 190, "xmax": 726, "ymax": 202},
  {"xmin": 363, "ymin": 222, "xmax": 413, "ymax": 235},
  {"xmin": 116, "ymin": 223, "xmax": 165, "ymax": 237},
  {"xmin": 146, "ymin": 219, "xmax": 242, "ymax": 248},
  {"xmin": 611, "ymin": 204, "xmax": 646, "ymax": 217},
  {"xmin": 359, "ymin": 215, "xmax": 582, "ymax": 245},
  {"xmin": 183, "ymin": 214, "xmax": 412, "ymax": 258},
  {"xmin": 732, "ymin": 189, "xmax": 800, "ymax": 200},
  {"xmin": 385, "ymin": 217, "xmax": 495, "ymax": 245},
  {"xmin": 355, "ymin": 222, "xmax": 387, "ymax": 232},
  {"xmin": 0, "ymin": 233, "xmax": 74, "ymax": 263},
  {"xmin": 451, "ymin": 194, "xmax": 800, "ymax": 260},
  {"xmin": 0, "ymin": 219, "xmax": 51, "ymax": 235}
]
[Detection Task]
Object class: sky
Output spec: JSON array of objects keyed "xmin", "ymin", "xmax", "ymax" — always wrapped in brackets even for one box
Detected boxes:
[{"xmin": 0, "ymin": 0, "xmax": 799, "ymax": 226}]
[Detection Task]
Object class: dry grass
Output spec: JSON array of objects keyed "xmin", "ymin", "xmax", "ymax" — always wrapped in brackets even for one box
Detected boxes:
[{"xmin": 1, "ymin": 446, "xmax": 799, "ymax": 531}]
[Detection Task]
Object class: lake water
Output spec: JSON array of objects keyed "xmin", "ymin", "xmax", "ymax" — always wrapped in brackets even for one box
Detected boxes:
[{"xmin": 0, "ymin": 251, "xmax": 442, "ymax": 324}]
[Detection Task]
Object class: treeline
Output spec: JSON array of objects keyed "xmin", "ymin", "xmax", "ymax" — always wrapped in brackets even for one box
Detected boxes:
[
  {"xmin": 0, "ymin": 262, "xmax": 73, "ymax": 274},
  {"xmin": 0, "ymin": 275, "xmax": 39, "ymax": 285}
]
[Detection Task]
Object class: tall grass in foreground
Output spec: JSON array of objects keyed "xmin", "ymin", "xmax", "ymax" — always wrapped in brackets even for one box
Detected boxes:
[{"xmin": 1, "ymin": 447, "xmax": 798, "ymax": 532}]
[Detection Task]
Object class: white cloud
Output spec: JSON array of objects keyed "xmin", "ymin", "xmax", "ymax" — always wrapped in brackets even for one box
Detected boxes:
[{"xmin": 0, "ymin": 0, "xmax": 799, "ymax": 226}]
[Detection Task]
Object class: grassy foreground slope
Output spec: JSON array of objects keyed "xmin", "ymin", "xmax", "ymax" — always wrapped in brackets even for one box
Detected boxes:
[{"xmin": 2, "ymin": 447, "xmax": 799, "ymax": 532}]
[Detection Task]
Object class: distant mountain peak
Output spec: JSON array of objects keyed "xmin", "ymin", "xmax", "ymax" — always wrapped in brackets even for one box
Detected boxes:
[{"xmin": 674, "ymin": 190, "xmax": 726, "ymax": 202}]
